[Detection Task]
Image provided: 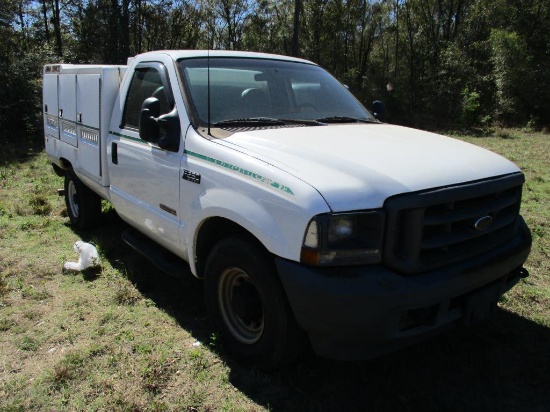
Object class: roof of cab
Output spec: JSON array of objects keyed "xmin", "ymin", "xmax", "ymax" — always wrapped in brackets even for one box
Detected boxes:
[{"xmin": 132, "ymin": 50, "xmax": 317, "ymax": 66}]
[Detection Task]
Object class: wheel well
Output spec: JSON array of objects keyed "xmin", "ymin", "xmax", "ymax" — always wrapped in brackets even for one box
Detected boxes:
[
  {"xmin": 60, "ymin": 158, "xmax": 72, "ymax": 169},
  {"xmin": 51, "ymin": 163, "xmax": 65, "ymax": 177},
  {"xmin": 51, "ymin": 158, "xmax": 72, "ymax": 177},
  {"xmin": 195, "ymin": 217, "xmax": 267, "ymax": 278}
]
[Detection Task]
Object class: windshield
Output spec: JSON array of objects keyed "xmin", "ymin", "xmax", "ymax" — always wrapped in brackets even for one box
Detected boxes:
[{"xmin": 178, "ymin": 57, "xmax": 375, "ymax": 129}]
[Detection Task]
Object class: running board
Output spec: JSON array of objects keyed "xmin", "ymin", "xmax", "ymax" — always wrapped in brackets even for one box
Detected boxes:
[{"xmin": 122, "ymin": 228, "xmax": 192, "ymax": 279}]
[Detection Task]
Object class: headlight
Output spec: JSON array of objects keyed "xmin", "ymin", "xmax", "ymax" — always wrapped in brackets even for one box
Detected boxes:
[{"xmin": 300, "ymin": 210, "xmax": 385, "ymax": 266}]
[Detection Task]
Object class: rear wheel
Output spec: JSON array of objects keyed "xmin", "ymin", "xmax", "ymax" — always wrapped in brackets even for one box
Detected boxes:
[
  {"xmin": 204, "ymin": 237, "xmax": 307, "ymax": 369},
  {"xmin": 64, "ymin": 169, "xmax": 102, "ymax": 230}
]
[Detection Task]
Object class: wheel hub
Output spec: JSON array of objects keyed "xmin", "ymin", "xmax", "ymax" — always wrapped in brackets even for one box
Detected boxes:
[{"xmin": 218, "ymin": 268, "xmax": 264, "ymax": 344}]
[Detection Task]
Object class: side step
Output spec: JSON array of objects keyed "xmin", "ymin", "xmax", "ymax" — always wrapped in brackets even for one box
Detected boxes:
[{"xmin": 122, "ymin": 228, "xmax": 192, "ymax": 279}]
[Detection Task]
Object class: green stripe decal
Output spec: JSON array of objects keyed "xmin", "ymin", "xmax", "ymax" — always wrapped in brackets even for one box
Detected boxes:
[
  {"xmin": 185, "ymin": 150, "xmax": 295, "ymax": 196},
  {"xmin": 109, "ymin": 131, "xmax": 144, "ymax": 143}
]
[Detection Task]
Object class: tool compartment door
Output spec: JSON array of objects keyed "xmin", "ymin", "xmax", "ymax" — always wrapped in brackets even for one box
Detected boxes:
[
  {"xmin": 59, "ymin": 74, "xmax": 77, "ymax": 147},
  {"xmin": 43, "ymin": 74, "xmax": 59, "ymax": 139},
  {"xmin": 76, "ymin": 74, "xmax": 101, "ymax": 177}
]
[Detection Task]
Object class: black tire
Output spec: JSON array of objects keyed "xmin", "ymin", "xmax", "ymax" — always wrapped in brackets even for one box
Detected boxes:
[
  {"xmin": 64, "ymin": 169, "xmax": 102, "ymax": 230},
  {"xmin": 204, "ymin": 237, "xmax": 307, "ymax": 369}
]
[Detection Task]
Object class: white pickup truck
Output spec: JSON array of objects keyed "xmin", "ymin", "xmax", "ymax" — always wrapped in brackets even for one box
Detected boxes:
[{"xmin": 43, "ymin": 50, "xmax": 531, "ymax": 368}]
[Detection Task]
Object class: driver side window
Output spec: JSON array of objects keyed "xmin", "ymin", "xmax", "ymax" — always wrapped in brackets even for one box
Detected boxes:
[{"xmin": 123, "ymin": 66, "xmax": 171, "ymax": 130}]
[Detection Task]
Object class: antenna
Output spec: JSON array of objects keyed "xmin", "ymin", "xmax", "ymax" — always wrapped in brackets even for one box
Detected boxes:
[{"xmin": 207, "ymin": 46, "xmax": 211, "ymax": 136}]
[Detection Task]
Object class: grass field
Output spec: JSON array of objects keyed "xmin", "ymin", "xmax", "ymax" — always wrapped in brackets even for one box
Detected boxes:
[{"xmin": 0, "ymin": 129, "xmax": 548, "ymax": 411}]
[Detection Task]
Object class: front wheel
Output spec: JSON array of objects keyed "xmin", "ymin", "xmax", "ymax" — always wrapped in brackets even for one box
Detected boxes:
[
  {"xmin": 204, "ymin": 237, "xmax": 307, "ymax": 369},
  {"xmin": 64, "ymin": 170, "xmax": 102, "ymax": 230}
]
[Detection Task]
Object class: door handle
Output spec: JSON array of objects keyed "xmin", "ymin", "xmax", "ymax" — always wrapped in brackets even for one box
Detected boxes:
[{"xmin": 111, "ymin": 142, "xmax": 118, "ymax": 164}]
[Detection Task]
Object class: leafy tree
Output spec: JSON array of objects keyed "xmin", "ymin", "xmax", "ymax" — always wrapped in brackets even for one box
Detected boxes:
[
  {"xmin": 0, "ymin": 1, "xmax": 56, "ymax": 142},
  {"xmin": 2, "ymin": 0, "xmax": 550, "ymax": 143},
  {"xmin": 489, "ymin": 29, "xmax": 530, "ymax": 123}
]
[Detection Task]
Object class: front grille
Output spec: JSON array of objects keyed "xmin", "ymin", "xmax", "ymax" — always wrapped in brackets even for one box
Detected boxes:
[{"xmin": 383, "ymin": 173, "xmax": 524, "ymax": 274}]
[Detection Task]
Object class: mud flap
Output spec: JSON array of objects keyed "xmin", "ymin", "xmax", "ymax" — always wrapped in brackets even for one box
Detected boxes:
[{"xmin": 462, "ymin": 282, "xmax": 501, "ymax": 325}]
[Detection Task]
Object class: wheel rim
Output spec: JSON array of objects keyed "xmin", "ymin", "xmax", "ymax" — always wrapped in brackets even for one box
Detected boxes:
[
  {"xmin": 67, "ymin": 180, "xmax": 79, "ymax": 218},
  {"xmin": 218, "ymin": 267, "xmax": 264, "ymax": 344}
]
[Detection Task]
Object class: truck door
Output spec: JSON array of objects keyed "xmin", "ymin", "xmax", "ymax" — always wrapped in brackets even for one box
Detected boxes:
[{"xmin": 108, "ymin": 63, "xmax": 182, "ymax": 253}]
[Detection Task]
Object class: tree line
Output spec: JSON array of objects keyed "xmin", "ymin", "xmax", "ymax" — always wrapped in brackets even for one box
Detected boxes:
[{"xmin": 1, "ymin": 0, "xmax": 549, "ymax": 141}]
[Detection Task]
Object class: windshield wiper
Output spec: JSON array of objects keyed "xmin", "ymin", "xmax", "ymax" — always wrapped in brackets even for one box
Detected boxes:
[
  {"xmin": 315, "ymin": 116, "xmax": 377, "ymax": 124},
  {"xmin": 213, "ymin": 117, "xmax": 328, "ymax": 128},
  {"xmin": 277, "ymin": 118, "xmax": 324, "ymax": 126},
  {"xmin": 213, "ymin": 117, "xmax": 285, "ymax": 127}
]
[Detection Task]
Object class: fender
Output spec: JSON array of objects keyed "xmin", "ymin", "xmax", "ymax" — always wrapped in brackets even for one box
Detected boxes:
[
  {"xmin": 180, "ymin": 127, "xmax": 331, "ymax": 277},
  {"xmin": 183, "ymin": 186, "xmax": 320, "ymax": 277}
]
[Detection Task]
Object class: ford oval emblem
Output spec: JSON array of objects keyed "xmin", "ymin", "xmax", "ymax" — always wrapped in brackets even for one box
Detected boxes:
[{"xmin": 474, "ymin": 216, "xmax": 493, "ymax": 231}]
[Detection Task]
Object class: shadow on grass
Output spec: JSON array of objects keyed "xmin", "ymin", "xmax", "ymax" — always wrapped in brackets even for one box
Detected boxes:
[
  {"xmin": 0, "ymin": 134, "xmax": 44, "ymax": 166},
  {"xmin": 75, "ymin": 211, "xmax": 549, "ymax": 412},
  {"xmin": 70, "ymin": 208, "xmax": 208, "ymax": 335},
  {"xmin": 228, "ymin": 311, "xmax": 550, "ymax": 411}
]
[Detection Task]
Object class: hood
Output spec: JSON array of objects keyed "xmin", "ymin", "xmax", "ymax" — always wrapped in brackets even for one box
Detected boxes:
[{"xmin": 220, "ymin": 124, "xmax": 520, "ymax": 212}]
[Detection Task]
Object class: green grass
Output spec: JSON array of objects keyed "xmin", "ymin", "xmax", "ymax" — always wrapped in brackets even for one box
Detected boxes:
[
  {"xmin": 453, "ymin": 130, "xmax": 550, "ymax": 326},
  {"xmin": 0, "ymin": 130, "xmax": 548, "ymax": 411}
]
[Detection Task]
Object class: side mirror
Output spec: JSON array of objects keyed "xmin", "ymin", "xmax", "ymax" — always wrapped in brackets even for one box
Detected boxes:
[
  {"xmin": 139, "ymin": 97, "xmax": 161, "ymax": 142},
  {"xmin": 372, "ymin": 100, "xmax": 386, "ymax": 122},
  {"xmin": 157, "ymin": 107, "xmax": 181, "ymax": 152},
  {"xmin": 139, "ymin": 97, "xmax": 180, "ymax": 152}
]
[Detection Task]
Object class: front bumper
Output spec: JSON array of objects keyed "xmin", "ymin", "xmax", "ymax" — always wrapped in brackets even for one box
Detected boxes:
[{"xmin": 276, "ymin": 218, "xmax": 531, "ymax": 360}]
